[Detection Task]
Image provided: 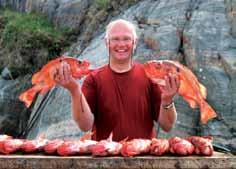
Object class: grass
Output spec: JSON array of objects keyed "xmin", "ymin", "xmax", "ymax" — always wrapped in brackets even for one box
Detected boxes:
[{"xmin": 95, "ymin": 0, "xmax": 110, "ymax": 10}]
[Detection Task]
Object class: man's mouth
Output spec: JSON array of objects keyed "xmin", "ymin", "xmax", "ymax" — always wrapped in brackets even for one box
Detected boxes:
[{"xmin": 115, "ymin": 49, "xmax": 127, "ymax": 53}]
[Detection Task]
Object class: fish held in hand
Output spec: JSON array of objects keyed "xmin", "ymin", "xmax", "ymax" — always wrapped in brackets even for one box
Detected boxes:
[
  {"xmin": 143, "ymin": 60, "xmax": 217, "ymax": 124},
  {"xmin": 19, "ymin": 56, "xmax": 92, "ymax": 107}
]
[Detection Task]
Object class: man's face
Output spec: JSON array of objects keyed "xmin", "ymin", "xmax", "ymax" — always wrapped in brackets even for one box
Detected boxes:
[{"xmin": 106, "ymin": 23, "xmax": 135, "ymax": 62}]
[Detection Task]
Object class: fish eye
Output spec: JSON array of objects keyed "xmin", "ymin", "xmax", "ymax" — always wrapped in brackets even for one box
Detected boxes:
[{"xmin": 78, "ymin": 60, "xmax": 82, "ymax": 64}]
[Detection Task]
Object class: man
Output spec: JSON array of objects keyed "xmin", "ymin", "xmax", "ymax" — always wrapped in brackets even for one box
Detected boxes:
[{"xmin": 52, "ymin": 19, "xmax": 180, "ymax": 141}]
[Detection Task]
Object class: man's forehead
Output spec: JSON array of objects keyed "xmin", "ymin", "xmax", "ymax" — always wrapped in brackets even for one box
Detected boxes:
[
  {"xmin": 109, "ymin": 24, "xmax": 133, "ymax": 36},
  {"xmin": 109, "ymin": 33, "xmax": 133, "ymax": 38},
  {"xmin": 112, "ymin": 22, "xmax": 131, "ymax": 29}
]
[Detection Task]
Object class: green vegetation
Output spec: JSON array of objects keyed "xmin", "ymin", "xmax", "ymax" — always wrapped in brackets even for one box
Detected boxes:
[
  {"xmin": 95, "ymin": 0, "xmax": 110, "ymax": 10},
  {"xmin": 0, "ymin": 9, "xmax": 74, "ymax": 75},
  {"xmin": 0, "ymin": 9, "xmax": 70, "ymax": 57}
]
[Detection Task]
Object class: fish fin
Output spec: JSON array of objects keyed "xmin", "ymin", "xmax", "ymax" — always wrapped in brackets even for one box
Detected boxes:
[
  {"xmin": 107, "ymin": 132, "xmax": 113, "ymax": 142},
  {"xmin": 32, "ymin": 71, "xmax": 42, "ymax": 85},
  {"xmin": 184, "ymin": 97, "xmax": 198, "ymax": 108},
  {"xmin": 38, "ymin": 133, "xmax": 47, "ymax": 140},
  {"xmin": 39, "ymin": 86, "xmax": 52, "ymax": 95},
  {"xmin": 189, "ymin": 100, "xmax": 198, "ymax": 108},
  {"xmin": 120, "ymin": 137, "xmax": 129, "ymax": 144},
  {"xmin": 80, "ymin": 131, "xmax": 94, "ymax": 141},
  {"xmin": 199, "ymin": 83, "xmax": 207, "ymax": 99},
  {"xmin": 200, "ymin": 101, "xmax": 217, "ymax": 124}
]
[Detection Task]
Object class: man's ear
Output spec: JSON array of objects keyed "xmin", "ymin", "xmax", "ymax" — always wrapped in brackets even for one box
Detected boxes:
[
  {"xmin": 105, "ymin": 38, "xmax": 109, "ymax": 48},
  {"xmin": 133, "ymin": 38, "xmax": 138, "ymax": 50}
]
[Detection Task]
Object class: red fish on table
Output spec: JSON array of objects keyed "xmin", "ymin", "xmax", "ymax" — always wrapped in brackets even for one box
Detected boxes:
[
  {"xmin": 57, "ymin": 140, "xmax": 81, "ymax": 156},
  {"xmin": 91, "ymin": 133, "xmax": 123, "ymax": 156},
  {"xmin": 19, "ymin": 56, "xmax": 92, "ymax": 107},
  {"xmin": 21, "ymin": 138, "xmax": 48, "ymax": 153},
  {"xmin": 44, "ymin": 139, "xmax": 64, "ymax": 154},
  {"xmin": 121, "ymin": 139, "xmax": 151, "ymax": 157},
  {"xmin": 169, "ymin": 137, "xmax": 194, "ymax": 155},
  {"xmin": 150, "ymin": 138, "xmax": 170, "ymax": 156},
  {"xmin": 143, "ymin": 60, "xmax": 217, "ymax": 124},
  {"xmin": 186, "ymin": 136, "xmax": 213, "ymax": 156},
  {"xmin": 56, "ymin": 132, "xmax": 97, "ymax": 156}
]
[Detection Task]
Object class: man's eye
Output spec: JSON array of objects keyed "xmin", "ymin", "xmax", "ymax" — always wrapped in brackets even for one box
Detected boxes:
[
  {"xmin": 110, "ymin": 38, "xmax": 119, "ymax": 42},
  {"xmin": 110, "ymin": 37, "xmax": 132, "ymax": 43},
  {"xmin": 124, "ymin": 37, "xmax": 132, "ymax": 41}
]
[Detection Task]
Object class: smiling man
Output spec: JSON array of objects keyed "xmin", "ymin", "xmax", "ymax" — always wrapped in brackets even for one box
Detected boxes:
[{"xmin": 52, "ymin": 19, "xmax": 180, "ymax": 141}]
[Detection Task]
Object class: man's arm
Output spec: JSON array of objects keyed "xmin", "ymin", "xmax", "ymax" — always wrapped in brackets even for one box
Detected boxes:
[
  {"xmin": 152, "ymin": 73, "xmax": 180, "ymax": 132},
  {"xmin": 158, "ymin": 101, "xmax": 177, "ymax": 132},
  {"xmin": 51, "ymin": 61, "xmax": 94, "ymax": 131},
  {"xmin": 70, "ymin": 86, "xmax": 94, "ymax": 131}
]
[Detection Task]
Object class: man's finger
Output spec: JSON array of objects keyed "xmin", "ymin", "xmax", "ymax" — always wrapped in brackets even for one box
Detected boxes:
[
  {"xmin": 170, "ymin": 74, "xmax": 177, "ymax": 90},
  {"xmin": 151, "ymin": 78, "xmax": 166, "ymax": 86},
  {"xmin": 63, "ymin": 62, "xmax": 69, "ymax": 83},
  {"xmin": 59, "ymin": 62, "xmax": 65, "ymax": 82},
  {"xmin": 165, "ymin": 75, "xmax": 171, "ymax": 91},
  {"xmin": 175, "ymin": 75, "xmax": 180, "ymax": 90}
]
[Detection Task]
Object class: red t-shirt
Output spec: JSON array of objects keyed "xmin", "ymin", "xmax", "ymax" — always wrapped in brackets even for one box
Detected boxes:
[{"xmin": 82, "ymin": 63, "xmax": 161, "ymax": 141}]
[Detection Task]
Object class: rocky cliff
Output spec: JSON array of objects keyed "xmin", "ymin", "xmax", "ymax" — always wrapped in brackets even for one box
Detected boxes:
[{"xmin": 0, "ymin": 0, "xmax": 235, "ymax": 152}]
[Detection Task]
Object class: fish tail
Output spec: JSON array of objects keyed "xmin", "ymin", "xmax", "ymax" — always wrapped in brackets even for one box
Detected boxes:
[
  {"xmin": 187, "ymin": 99, "xmax": 198, "ymax": 108},
  {"xmin": 200, "ymin": 101, "xmax": 217, "ymax": 124},
  {"xmin": 19, "ymin": 85, "xmax": 42, "ymax": 107},
  {"xmin": 79, "ymin": 131, "xmax": 95, "ymax": 141}
]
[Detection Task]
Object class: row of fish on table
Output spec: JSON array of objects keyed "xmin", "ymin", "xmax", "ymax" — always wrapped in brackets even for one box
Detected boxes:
[{"xmin": 0, "ymin": 133, "xmax": 213, "ymax": 157}]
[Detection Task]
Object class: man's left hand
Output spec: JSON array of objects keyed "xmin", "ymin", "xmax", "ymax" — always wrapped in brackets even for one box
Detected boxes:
[{"xmin": 152, "ymin": 73, "xmax": 180, "ymax": 105}]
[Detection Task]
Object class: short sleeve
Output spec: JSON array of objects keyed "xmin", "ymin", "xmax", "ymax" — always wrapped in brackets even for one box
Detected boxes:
[{"xmin": 81, "ymin": 74, "xmax": 97, "ymax": 116}]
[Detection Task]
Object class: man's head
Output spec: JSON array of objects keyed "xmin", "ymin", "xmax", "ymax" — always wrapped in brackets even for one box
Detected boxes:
[{"xmin": 105, "ymin": 19, "xmax": 138, "ymax": 63}]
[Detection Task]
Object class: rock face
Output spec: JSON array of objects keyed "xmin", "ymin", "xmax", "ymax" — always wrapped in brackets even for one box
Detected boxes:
[
  {"xmin": 0, "ymin": 0, "xmax": 89, "ymax": 29},
  {"xmin": 0, "ymin": 0, "xmax": 235, "ymax": 152},
  {"xmin": 0, "ymin": 77, "xmax": 31, "ymax": 137}
]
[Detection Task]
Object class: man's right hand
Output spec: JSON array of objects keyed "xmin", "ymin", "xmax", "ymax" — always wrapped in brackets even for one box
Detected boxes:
[{"xmin": 50, "ymin": 61, "xmax": 79, "ymax": 93}]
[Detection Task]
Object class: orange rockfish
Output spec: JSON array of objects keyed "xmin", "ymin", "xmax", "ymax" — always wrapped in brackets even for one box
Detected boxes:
[
  {"xmin": 91, "ymin": 133, "xmax": 123, "ymax": 156},
  {"xmin": 143, "ymin": 60, "xmax": 217, "ymax": 124},
  {"xmin": 121, "ymin": 139, "xmax": 151, "ymax": 157},
  {"xmin": 19, "ymin": 56, "xmax": 92, "ymax": 107}
]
